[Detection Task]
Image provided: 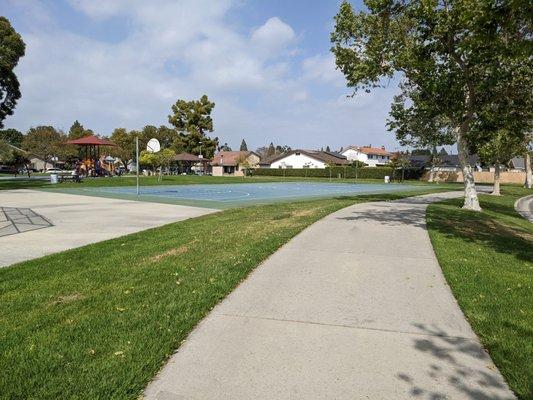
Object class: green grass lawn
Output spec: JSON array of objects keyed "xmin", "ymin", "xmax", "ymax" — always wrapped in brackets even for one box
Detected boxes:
[
  {"xmin": 0, "ymin": 172, "xmax": 466, "ymax": 191},
  {"xmin": 427, "ymin": 187, "xmax": 533, "ymax": 399},
  {"xmin": 0, "ymin": 188, "xmax": 449, "ymax": 400}
]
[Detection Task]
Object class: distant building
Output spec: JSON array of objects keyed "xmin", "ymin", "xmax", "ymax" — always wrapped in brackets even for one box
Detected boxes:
[
  {"xmin": 262, "ymin": 150, "xmax": 348, "ymax": 169},
  {"xmin": 211, "ymin": 151, "xmax": 260, "ymax": 176},
  {"xmin": 508, "ymin": 157, "xmax": 525, "ymax": 172},
  {"xmin": 409, "ymin": 154, "xmax": 480, "ymax": 172},
  {"xmin": 341, "ymin": 146, "xmax": 391, "ymax": 167}
]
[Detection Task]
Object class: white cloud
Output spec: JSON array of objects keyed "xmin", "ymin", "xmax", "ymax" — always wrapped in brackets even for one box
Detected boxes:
[
  {"xmin": 301, "ymin": 54, "xmax": 344, "ymax": 85},
  {"xmin": 4, "ymin": 0, "xmax": 403, "ymax": 151},
  {"xmin": 250, "ymin": 17, "xmax": 296, "ymax": 57}
]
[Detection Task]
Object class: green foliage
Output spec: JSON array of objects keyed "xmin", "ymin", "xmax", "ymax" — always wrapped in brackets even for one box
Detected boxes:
[
  {"xmin": 139, "ymin": 148, "xmax": 175, "ymax": 170},
  {"xmin": 0, "ymin": 128, "xmax": 23, "ymax": 147},
  {"xmin": 219, "ymin": 142, "xmax": 231, "ymax": 151},
  {"xmin": 109, "ymin": 128, "xmax": 135, "ymax": 165},
  {"xmin": 331, "ymin": 0, "xmax": 532, "ymax": 206},
  {"xmin": 168, "ymin": 95, "xmax": 218, "ymax": 158},
  {"xmin": 478, "ymin": 129, "xmax": 525, "ymax": 166},
  {"xmin": 68, "ymin": 120, "xmax": 93, "ymax": 140},
  {"xmin": 240, "ymin": 139, "xmax": 248, "ymax": 151},
  {"xmin": 350, "ymin": 160, "xmax": 367, "ymax": 168},
  {"xmin": 411, "ymin": 148, "xmax": 432, "ymax": 156},
  {"xmin": 22, "ymin": 126, "xmax": 65, "ymax": 166},
  {"xmin": 0, "ymin": 17, "xmax": 25, "ymax": 128},
  {"xmin": 252, "ymin": 166, "xmax": 423, "ymax": 180}
]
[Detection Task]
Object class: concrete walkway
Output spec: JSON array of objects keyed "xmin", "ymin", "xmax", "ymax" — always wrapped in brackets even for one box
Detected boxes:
[
  {"xmin": 145, "ymin": 191, "xmax": 514, "ymax": 400},
  {"xmin": 0, "ymin": 190, "xmax": 217, "ymax": 267},
  {"xmin": 515, "ymin": 194, "xmax": 533, "ymax": 222}
]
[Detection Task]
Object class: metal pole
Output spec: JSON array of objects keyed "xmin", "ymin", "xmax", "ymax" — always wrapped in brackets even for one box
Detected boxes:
[{"xmin": 136, "ymin": 136, "xmax": 139, "ymax": 195}]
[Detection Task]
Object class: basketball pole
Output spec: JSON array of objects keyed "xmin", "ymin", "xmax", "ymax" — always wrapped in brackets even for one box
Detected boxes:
[{"xmin": 136, "ymin": 136, "xmax": 139, "ymax": 195}]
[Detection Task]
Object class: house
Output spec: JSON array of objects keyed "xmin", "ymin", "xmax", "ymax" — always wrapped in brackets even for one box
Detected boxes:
[
  {"xmin": 263, "ymin": 150, "xmax": 349, "ymax": 169},
  {"xmin": 508, "ymin": 157, "xmax": 525, "ymax": 172},
  {"xmin": 27, "ymin": 156, "xmax": 48, "ymax": 172},
  {"xmin": 211, "ymin": 151, "xmax": 260, "ymax": 176},
  {"xmin": 408, "ymin": 154, "xmax": 480, "ymax": 172},
  {"xmin": 341, "ymin": 145, "xmax": 392, "ymax": 167}
]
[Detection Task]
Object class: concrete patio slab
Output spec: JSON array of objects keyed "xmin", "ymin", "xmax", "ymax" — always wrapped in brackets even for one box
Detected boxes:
[
  {"xmin": 0, "ymin": 189, "xmax": 218, "ymax": 267},
  {"xmin": 144, "ymin": 191, "xmax": 515, "ymax": 400}
]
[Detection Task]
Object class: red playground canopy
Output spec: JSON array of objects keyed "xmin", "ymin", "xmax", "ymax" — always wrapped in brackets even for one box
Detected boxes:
[{"xmin": 65, "ymin": 135, "xmax": 116, "ymax": 146}]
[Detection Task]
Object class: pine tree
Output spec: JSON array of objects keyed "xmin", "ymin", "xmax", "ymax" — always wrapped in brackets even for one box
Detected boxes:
[{"xmin": 240, "ymin": 139, "xmax": 248, "ymax": 151}]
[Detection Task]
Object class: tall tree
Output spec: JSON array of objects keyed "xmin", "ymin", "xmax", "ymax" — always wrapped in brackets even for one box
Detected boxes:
[
  {"xmin": 331, "ymin": 0, "xmax": 532, "ymax": 211},
  {"xmin": 68, "ymin": 120, "xmax": 93, "ymax": 140},
  {"xmin": 108, "ymin": 128, "xmax": 135, "ymax": 166},
  {"xmin": 0, "ymin": 17, "xmax": 25, "ymax": 128},
  {"xmin": 22, "ymin": 126, "xmax": 64, "ymax": 169},
  {"xmin": 326, "ymin": 145, "xmax": 331, "ymax": 152},
  {"xmin": 168, "ymin": 95, "xmax": 218, "ymax": 158},
  {"xmin": 267, "ymin": 142, "xmax": 275, "ymax": 156},
  {"xmin": 240, "ymin": 139, "xmax": 248, "ymax": 151},
  {"xmin": 0, "ymin": 128, "xmax": 23, "ymax": 147},
  {"xmin": 219, "ymin": 143, "xmax": 232, "ymax": 151}
]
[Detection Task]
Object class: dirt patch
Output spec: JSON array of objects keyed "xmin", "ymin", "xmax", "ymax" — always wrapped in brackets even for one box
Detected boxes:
[
  {"xmin": 291, "ymin": 208, "xmax": 318, "ymax": 218},
  {"xmin": 149, "ymin": 245, "xmax": 189, "ymax": 262},
  {"xmin": 49, "ymin": 292, "xmax": 85, "ymax": 306}
]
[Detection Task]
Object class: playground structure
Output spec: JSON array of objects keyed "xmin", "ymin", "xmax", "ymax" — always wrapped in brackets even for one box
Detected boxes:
[{"xmin": 65, "ymin": 135, "xmax": 117, "ymax": 176}]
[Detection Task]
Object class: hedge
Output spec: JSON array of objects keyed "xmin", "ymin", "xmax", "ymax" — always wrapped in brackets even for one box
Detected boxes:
[{"xmin": 250, "ymin": 166, "xmax": 424, "ymax": 180}]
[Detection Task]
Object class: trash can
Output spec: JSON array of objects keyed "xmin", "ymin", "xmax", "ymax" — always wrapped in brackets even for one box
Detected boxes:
[
  {"xmin": 50, "ymin": 173, "xmax": 58, "ymax": 184},
  {"xmin": 384, "ymin": 175, "xmax": 390, "ymax": 183}
]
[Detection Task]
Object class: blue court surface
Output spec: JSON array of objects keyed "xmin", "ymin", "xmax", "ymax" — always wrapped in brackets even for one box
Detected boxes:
[{"xmin": 76, "ymin": 182, "xmax": 422, "ymax": 208}]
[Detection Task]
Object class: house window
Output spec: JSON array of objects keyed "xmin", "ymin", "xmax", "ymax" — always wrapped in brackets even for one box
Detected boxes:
[{"xmin": 295, "ymin": 152, "xmax": 301, "ymax": 156}]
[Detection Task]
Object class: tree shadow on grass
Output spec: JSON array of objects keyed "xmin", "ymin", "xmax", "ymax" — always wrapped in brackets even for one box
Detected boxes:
[
  {"xmin": 334, "ymin": 195, "xmax": 532, "ymax": 263},
  {"xmin": 427, "ymin": 201, "xmax": 533, "ymax": 263},
  {"xmin": 396, "ymin": 323, "xmax": 515, "ymax": 400}
]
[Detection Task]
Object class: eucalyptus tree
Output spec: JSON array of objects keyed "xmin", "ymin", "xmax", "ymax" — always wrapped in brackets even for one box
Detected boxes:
[
  {"xmin": 0, "ymin": 17, "xmax": 25, "ymax": 128},
  {"xmin": 331, "ymin": 0, "xmax": 532, "ymax": 210}
]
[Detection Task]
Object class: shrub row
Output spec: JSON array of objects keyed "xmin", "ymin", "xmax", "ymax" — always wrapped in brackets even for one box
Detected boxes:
[{"xmin": 251, "ymin": 166, "xmax": 424, "ymax": 180}]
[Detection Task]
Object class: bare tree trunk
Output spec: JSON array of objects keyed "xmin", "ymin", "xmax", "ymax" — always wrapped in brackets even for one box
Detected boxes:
[
  {"xmin": 491, "ymin": 162, "xmax": 501, "ymax": 196},
  {"xmin": 457, "ymin": 128, "xmax": 481, "ymax": 211},
  {"xmin": 525, "ymin": 152, "xmax": 532, "ymax": 189}
]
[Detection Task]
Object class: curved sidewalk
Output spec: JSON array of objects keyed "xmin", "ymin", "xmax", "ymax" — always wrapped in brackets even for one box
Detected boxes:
[
  {"xmin": 145, "ymin": 191, "xmax": 515, "ymax": 400},
  {"xmin": 515, "ymin": 194, "xmax": 533, "ymax": 222}
]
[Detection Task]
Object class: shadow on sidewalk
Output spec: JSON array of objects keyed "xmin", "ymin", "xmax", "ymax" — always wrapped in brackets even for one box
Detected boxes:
[{"xmin": 396, "ymin": 323, "xmax": 514, "ymax": 400}]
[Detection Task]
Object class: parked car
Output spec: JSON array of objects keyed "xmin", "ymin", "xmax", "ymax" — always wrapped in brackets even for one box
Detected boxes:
[
  {"xmin": 0, "ymin": 165, "xmax": 17, "ymax": 174},
  {"xmin": 45, "ymin": 167, "xmax": 64, "ymax": 174}
]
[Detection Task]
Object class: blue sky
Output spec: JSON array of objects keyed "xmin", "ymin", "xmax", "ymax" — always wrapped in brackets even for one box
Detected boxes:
[{"xmin": 1, "ymin": 0, "xmax": 404, "ymax": 151}]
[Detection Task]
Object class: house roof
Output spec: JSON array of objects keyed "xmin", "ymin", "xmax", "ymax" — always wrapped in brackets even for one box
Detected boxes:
[
  {"xmin": 212, "ymin": 151, "xmax": 258, "ymax": 166},
  {"xmin": 65, "ymin": 135, "xmax": 116, "ymax": 146},
  {"xmin": 263, "ymin": 150, "xmax": 349, "ymax": 166},
  {"xmin": 343, "ymin": 145, "xmax": 391, "ymax": 156},
  {"xmin": 509, "ymin": 157, "xmax": 525, "ymax": 170},
  {"xmin": 174, "ymin": 152, "xmax": 203, "ymax": 162},
  {"xmin": 409, "ymin": 154, "xmax": 479, "ymax": 168}
]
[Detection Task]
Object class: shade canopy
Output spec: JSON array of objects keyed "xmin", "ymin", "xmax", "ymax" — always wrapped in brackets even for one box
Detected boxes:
[
  {"xmin": 174, "ymin": 153, "xmax": 203, "ymax": 162},
  {"xmin": 65, "ymin": 135, "xmax": 116, "ymax": 146}
]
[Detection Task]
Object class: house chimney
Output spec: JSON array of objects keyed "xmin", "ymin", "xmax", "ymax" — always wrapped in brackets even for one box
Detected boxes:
[{"xmin": 381, "ymin": 146, "xmax": 385, "ymax": 150}]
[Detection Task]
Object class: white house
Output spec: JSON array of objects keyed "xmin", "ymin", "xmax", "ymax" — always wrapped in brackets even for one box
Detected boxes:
[
  {"xmin": 341, "ymin": 145, "xmax": 392, "ymax": 167},
  {"xmin": 265, "ymin": 150, "xmax": 348, "ymax": 169}
]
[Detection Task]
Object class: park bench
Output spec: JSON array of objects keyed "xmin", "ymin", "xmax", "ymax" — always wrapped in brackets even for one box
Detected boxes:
[{"xmin": 58, "ymin": 173, "xmax": 83, "ymax": 183}]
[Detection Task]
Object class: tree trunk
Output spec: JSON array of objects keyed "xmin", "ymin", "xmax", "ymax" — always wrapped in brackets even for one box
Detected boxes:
[
  {"xmin": 491, "ymin": 162, "xmax": 501, "ymax": 196},
  {"xmin": 428, "ymin": 167, "xmax": 435, "ymax": 183},
  {"xmin": 457, "ymin": 128, "xmax": 481, "ymax": 211},
  {"xmin": 525, "ymin": 152, "xmax": 532, "ymax": 189}
]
